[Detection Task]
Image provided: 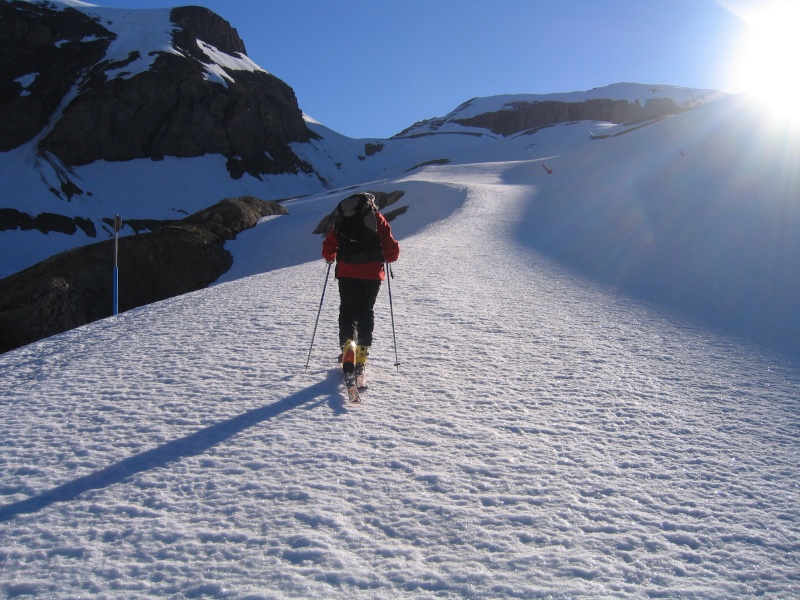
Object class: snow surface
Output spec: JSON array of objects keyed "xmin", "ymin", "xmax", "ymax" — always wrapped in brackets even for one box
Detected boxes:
[
  {"xmin": 2, "ymin": 105, "xmax": 800, "ymax": 597},
  {"xmin": 2, "ymin": 5, "xmax": 799, "ymax": 595},
  {"xmin": 86, "ymin": 7, "xmax": 176, "ymax": 81}
]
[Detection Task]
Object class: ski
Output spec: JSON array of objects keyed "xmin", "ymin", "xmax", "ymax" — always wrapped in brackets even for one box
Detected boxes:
[
  {"xmin": 355, "ymin": 364, "xmax": 367, "ymax": 391},
  {"xmin": 343, "ymin": 371, "xmax": 362, "ymax": 403},
  {"xmin": 338, "ymin": 342, "xmax": 365, "ymax": 403}
]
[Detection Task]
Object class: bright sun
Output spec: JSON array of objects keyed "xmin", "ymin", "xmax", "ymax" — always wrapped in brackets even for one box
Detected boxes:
[{"xmin": 732, "ymin": 1, "xmax": 800, "ymax": 121}]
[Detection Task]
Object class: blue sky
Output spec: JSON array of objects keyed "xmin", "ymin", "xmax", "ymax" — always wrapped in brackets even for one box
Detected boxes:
[{"xmin": 80, "ymin": 0, "xmax": 753, "ymax": 139}]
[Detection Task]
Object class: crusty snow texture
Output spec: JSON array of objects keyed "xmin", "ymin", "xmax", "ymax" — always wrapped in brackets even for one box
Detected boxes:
[{"xmin": 1, "ymin": 162, "xmax": 798, "ymax": 598}]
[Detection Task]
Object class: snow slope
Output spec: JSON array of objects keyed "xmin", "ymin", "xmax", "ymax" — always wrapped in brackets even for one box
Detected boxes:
[{"xmin": 1, "ymin": 102, "xmax": 799, "ymax": 597}]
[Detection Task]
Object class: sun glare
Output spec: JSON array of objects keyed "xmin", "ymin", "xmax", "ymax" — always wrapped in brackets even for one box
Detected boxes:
[{"xmin": 733, "ymin": 1, "xmax": 800, "ymax": 122}]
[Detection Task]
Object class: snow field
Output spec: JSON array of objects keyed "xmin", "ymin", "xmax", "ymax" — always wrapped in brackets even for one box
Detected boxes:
[
  {"xmin": 3, "ymin": 4, "xmax": 799, "ymax": 595},
  {"xmin": 1, "ymin": 168, "xmax": 798, "ymax": 598}
]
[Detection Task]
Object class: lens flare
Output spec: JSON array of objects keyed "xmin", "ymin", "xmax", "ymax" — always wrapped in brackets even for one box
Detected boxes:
[{"xmin": 728, "ymin": 0, "xmax": 800, "ymax": 123}]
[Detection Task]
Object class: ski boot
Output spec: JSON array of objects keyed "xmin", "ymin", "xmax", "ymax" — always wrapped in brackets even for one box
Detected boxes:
[
  {"xmin": 355, "ymin": 345, "xmax": 369, "ymax": 390},
  {"xmin": 340, "ymin": 340, "xmax": 360, "ymax": 402}
]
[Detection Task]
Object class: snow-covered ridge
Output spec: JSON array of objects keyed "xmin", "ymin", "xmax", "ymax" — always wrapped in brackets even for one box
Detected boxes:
[
  {"xmin": 194, "ymin": 39, "xmax": 268, "ymax": 86},
  {"xmin": 398, "ymin": 82, "xmax": 727, "ymax": 137},
  {"xmin": 42, "ymin": 0, "xmax": 96, "ymax": 6},
  {"xmin": 32, "ymin": 0, "xmax": 264, "ymax": 82},
  {"xmin": 450, "ymin": 82, "xmax": 726, "ymax": 119},
  {"xmin": 1, "ymin": 0, "xmax": 298, "ymax": 281}
]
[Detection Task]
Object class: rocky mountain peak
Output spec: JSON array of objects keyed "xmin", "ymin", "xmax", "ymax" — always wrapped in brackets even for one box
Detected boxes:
[
  {"xmin": 170, "ymin": 6, "xmax": 247, "ymax": 57},
  {"xmin": 0, "ymin": 0, "xmax": 315, "ymax": 183}
]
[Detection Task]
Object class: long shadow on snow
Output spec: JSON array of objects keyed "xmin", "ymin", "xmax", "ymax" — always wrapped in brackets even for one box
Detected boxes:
[{"xmin": 0, "ymin": 370, "xmax": 344, "ymax": 522}]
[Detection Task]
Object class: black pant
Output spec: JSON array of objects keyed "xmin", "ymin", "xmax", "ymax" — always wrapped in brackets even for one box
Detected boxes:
[{"xmin": 338, "ymin": 278, "xmax": 381, "ymax": 347}]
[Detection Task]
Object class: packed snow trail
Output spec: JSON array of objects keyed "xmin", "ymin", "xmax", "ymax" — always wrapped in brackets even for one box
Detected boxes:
[{"xmin": 1, "ymin": 169, "xmax": 799, "ymax": 598}]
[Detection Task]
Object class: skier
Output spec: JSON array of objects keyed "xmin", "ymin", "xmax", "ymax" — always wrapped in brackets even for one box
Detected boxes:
[{"xmin": 322, "ymin": 192, "xmax": 400, "ymax": 392}]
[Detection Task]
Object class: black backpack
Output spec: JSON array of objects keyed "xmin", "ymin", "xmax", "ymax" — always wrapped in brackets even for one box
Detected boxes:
[{"xmin": 334, "ymin": 194, "xmax": 384, "ymax": 264}]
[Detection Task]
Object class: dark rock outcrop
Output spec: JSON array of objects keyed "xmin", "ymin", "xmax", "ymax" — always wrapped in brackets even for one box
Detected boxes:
[
  {"xmin": 395, "ymin": 95, "xmax": 700, "ymax": 139},
  {"xmin": 0, "ymin": 1, "xmax": 316, "ymax": 179},
  {"xmin": 0, "ymin": 0, "xmax": 114, "ymax": 152},
  {"xmin": 454, "ymin": 98, "xmax": 684, "ymax": 136},
  {"xmin": 0, "ymin": 208, "xmax": 97, "ymax": 237},
  {"xmin": 0, "ymin": 196, "xmax": 286, "ymax": 354},
  {"xmin": 170, "ymin": 6, "xmax": 246, "ymax": 57}
]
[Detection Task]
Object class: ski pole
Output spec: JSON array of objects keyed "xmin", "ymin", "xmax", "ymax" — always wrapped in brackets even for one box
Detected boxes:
[
  {"xmin": 305, "ymin": 262, "xmax": 332, "ymax": 371},
  {"xmin": 657, "ymin": 118, "xmax": 685, "ymax": 157},
  {"xmin": 385, "ymin": 262, "xmax": 400, "ymax": 370}
]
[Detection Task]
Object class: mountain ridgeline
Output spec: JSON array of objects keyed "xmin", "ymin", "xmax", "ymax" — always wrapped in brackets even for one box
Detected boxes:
[
  {"xmin": 1, "ymin": 1, "xmax": 716, "ymax": 184},
  {"xmin": 394, "ymin": 86, "xmax": 722, "ymax": 138},
  {"xmin": 439, "ymin": 97, "xmax": 690, "ymax": 136}
]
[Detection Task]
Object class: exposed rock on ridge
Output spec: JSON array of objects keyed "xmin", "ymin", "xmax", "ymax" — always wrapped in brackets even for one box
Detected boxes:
[
  {"xmin": 395, "ymin": 85, "xmax": 722, "ymax": 138},
  {"xmin": 0, "ymin": 208, "xmax": 96, "ymax": 237},
  {"xmin": 0, "ymin": 0, "xmax": 114, "ymax": 152},
  {"xmin": 453, "ymin": 98, "xmax": 687, "ymax": 137},
  {"xmin": 171, "ymin": 6, "xmax": 247, "ymax": 56}
]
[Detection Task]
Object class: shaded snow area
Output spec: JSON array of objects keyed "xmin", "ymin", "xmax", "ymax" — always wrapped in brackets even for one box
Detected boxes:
[
  {"xmin": 80, "ymin": 6, "xmax": 176, "ymax": 81},
  {"xmin": 1, "ymin": 161, "xmax": 799, "ymax": 598}
]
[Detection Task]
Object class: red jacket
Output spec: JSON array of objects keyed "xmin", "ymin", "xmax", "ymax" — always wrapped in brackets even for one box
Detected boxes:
[{"xmin": 322, "ymin": 211, "xmax": 400, "ymax": 280}]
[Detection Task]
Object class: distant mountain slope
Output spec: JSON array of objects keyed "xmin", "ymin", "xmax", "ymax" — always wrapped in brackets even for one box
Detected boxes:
[{"xmin": 396, "ymin": 83, "xmax": 726, "ymax": 137}]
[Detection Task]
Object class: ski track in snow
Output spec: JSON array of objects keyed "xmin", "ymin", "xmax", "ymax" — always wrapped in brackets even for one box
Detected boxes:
[{"xmin": 1, "ymin": 173, "xmax": 800, "ymax": 598}]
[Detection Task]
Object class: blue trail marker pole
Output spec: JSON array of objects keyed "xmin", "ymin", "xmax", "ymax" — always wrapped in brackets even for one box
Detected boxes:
[{"xmin": 113, "ymin": 214, "xmax": 121, "ymax": 316}]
